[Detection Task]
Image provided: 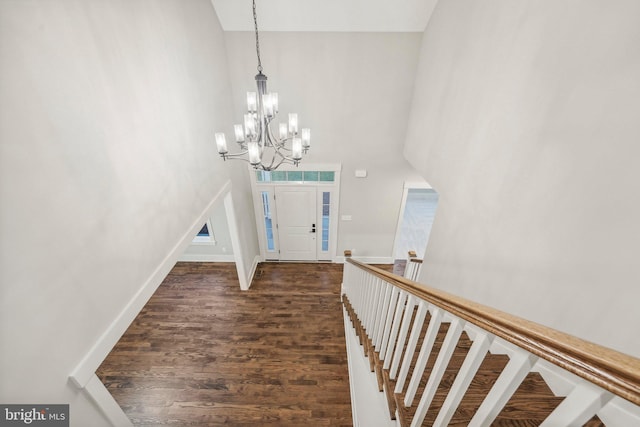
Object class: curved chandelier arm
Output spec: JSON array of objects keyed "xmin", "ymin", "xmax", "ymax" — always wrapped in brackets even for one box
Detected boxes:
[
  {"xmin": 266, "ymin": 123, "xmax": 290, "ymax": 151},
  {"xmin": 220, "ymin": 149, "xmax": 250, "ymax": 161}
]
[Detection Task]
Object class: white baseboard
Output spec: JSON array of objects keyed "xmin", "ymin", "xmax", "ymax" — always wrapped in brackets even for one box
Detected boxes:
[
  {"xmin": 69, "ymin": 180, "xmax": 232, "ymax": 425},
  {"xmin": 178, "ymin": 254, "xmax": 236, "ymax": 262}
]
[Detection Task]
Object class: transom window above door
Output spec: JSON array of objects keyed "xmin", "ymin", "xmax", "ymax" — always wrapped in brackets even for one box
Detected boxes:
[{"xmin": 255, "ymin": 170, "xmax": 335, "ymax": 183}]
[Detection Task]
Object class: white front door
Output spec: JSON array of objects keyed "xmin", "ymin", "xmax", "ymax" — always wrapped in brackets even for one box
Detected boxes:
[{"xmin": 275, "ymin": 186, "xmax": 317, "ymax": 261}]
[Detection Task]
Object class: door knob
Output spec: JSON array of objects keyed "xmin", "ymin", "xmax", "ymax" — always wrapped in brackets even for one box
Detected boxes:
[{"xmin": 311, "ymin": 223, "xmax": 316, "ymax": 233}]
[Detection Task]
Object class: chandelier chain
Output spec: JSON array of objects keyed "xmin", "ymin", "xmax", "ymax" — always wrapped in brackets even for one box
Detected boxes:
[
  {"xmin": 253, "ymin": 0, "xmax": 262, "ymax": 73},
  {"xmin": 214, "ymin": 0, "xmax": 310, "ymax": 170}
]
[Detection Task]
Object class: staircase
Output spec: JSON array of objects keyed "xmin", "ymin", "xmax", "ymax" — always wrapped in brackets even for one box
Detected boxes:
[{"xmin": 341, "ymin": 252, "xmax": 640, "ymax": 426}]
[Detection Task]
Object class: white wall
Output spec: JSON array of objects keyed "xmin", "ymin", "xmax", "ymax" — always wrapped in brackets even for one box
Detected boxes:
[
  {"xmin": 404, "ymin": 0, "xmax": 640, "ymax": 357},
  {"xmin": 0, "ymin": 0, "xmax": 237, "ymax": 424},
  {"xmin": 180, "ymin": 201, "xmax": 235, "ymax": 261},
  {"xmin": 223, "ymin": 32, "xmax": 425, "ymax": 261}
]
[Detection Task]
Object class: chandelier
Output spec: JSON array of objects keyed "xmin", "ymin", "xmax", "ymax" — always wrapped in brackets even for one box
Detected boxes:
[{"xmin": 215, "ymin": 0, "xmax": 310, "ymax": 171}]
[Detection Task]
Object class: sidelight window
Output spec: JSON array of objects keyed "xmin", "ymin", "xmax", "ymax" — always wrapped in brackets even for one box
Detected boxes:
[
  {"xmin": 261, "ymin": 191, "xmax": 275, "ymax": 251},
  {"xmin": 321, "ymin": 192, "xmax": 330, "ymax": 252}
]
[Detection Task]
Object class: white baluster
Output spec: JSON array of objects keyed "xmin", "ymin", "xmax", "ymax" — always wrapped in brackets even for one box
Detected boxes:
[
  {"xmin": 404, "ymin": 261, "xmax": 416, "ymax": 280},
  {"xmin": 366, "ymin": 276, "xmax": 381, "ymax": 338},
  {"xmin": 383, "ymin": 291, "xmax": 408, "ymax": 370},
  {"xmin": 379, "ymin": 287, "xmax": 400, "ymax": 361},
  {"xmin": 432, "ymin": 331, "xmax": 494, "ymax": 426},
  {"xmin": 390, "ymin": 295, "xmax": 416, "ymax": 379},
  {"xmin": 468, "ymin": 348, "xmax": 537, "ymax": 427},
  {"xmin": 371, "ymin": 279, "xmax": 386, "ymax": 346},
  {"xmin": 540, "ymin": 381, "xmax": 613, "ymax": 427},
  {"xmin": 395, "ymin": 301, "xmax": 429, "ymax": 394},
  {"xmin": 367, "ymin": 275, "xmax": 379, "ymax": 336},
  {"xmin": 350, "ymin": 266, "xmax": 361, "ymax": 311},
  {"xmin": 598, "ymin": 396, "xmax": 640, "ymax": 427},
  {"xmin": 358, "ymin": 269, "xmax": 367, "ymax": 316},
  {"xmin": 362, "ymin": 273, "xmax": 374, "ymax": 334},
  {"xmin": 404, "ymin": 307, "xmax": 444, "ymax": 405},
  {"xmin": 410, "ymin": 317, "xmax": 465, "ymax": 427},
  {"xmin": 374, "ymin": 282, "xmax": 392, "ymax": 349}
]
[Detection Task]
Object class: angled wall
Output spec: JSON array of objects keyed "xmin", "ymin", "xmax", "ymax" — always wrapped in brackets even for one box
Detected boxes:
[
  {"xmin": 0, "ymin": 0, "xmax": 237, "ymax": 424},
  {"xmin": 404, "ymin": 0, "xmax": 640, "ymax": 356}
]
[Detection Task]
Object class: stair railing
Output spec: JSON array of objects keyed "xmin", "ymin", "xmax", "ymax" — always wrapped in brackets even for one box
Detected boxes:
[
  {"xmin": 342, "ymin": 252, "xmax": 640, "ymax": 426},
  {"xmin": 403, "ymin": 250, "xmax": 423, "ymax": 281}
]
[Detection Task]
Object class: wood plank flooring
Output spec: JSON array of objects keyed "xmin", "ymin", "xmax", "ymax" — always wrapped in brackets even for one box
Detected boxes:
[{"xmin": 97, "ymin": 262, "xmax": 352, "ymax": 426}]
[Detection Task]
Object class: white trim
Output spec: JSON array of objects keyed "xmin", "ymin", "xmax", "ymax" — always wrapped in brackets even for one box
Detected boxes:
[
  {"xmin": 251, "ymin": 185, "xmax": 280, "ymax": 261},
  {"xmin": 343, "ymin": 305, "xmax": 396, "ymax": 427},
  {"xmin": 246, "ymin": 255, "xmax": 261, "ymax": 290},
  {"xmin": 178, "ymin": 254, "xmax": 236, "ymax": 262},
  {"xmin": 191, "ymin": 218, "xmax": 216, "ymax": 244},
  {"xmin": 250, "ymin": 163, "xmax": 342, "ymax": 262},
  {"xmin": 344, "ymin": 305, "xmax": 360, "ymax": 427},
  {"xmin": 189, "ymin": 240, "xmax": 217, "ymax": 245},
  {"xmin": 69, "ymin": 180, "xmax": 233, "ymax": 423},
  {"xmin": 224, "ymin": 191, "xmax": 251, "ymax": 291},
  {"xmin": 84, "ymin": 375, "xmax": 133, "ymax": 427},
  {"xmin": 391, "ymin": 180, "xmax": 434, "ymax": 260},
  {"xmin": 267, "ymin": 162, "xmax": 343, "ymax": 172},
  {"xmin": 402, "ymin": 181, "xmax": 433, "ymax": 190}
]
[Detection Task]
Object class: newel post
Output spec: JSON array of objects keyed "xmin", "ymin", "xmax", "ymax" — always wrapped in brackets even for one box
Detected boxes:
[{"xmin": 342, "ymin": 250, "xmax": 352, "ymax": 299}]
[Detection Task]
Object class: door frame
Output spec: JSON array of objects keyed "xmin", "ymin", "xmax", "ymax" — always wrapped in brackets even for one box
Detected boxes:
[
  {"xmin": 391, "ymin": 181, "xmax": 435, "ymax": 260},
  {"xmin": 249, "ymin": 163, "xmax": 342, "ymax": 262}
]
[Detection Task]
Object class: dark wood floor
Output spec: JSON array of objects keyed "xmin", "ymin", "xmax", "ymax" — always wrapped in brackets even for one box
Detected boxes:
[{"xmin": 97, "ymin": 262, "xmax": 353, "ymax": 426}]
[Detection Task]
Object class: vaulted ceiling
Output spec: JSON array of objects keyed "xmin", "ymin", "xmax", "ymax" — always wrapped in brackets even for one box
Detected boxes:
[{"xmin": 211, "ymin": 0, "xmax": 439, "ymax": 32}]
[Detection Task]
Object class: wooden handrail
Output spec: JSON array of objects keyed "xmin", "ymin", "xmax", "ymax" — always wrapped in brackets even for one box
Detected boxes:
[{"xmin": 345, "ymin": 257, "xmax": 640, "ymax": 406}]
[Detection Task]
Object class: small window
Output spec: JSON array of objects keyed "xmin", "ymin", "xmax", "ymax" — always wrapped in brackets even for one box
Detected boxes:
[
  {"xmin": 192, "ymin": 220, "xmax": 215, "ymax": 244},
  {"xmin": 198, "ymin": 223, "xmax": 209, "ymax": 236}
]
